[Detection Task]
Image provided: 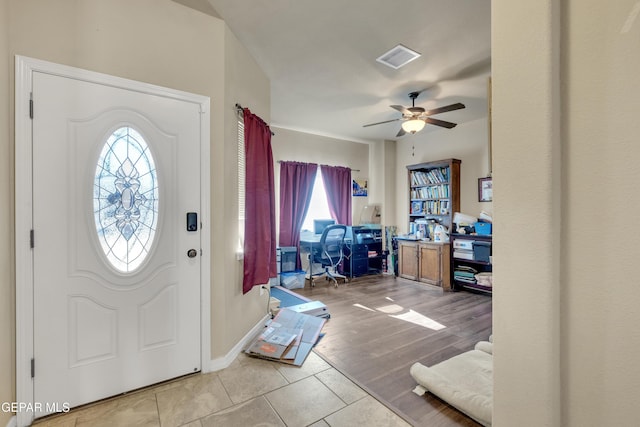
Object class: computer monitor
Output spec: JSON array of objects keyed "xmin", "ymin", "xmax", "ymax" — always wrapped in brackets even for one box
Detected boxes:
[
  {"xmin": 313, "ymin": 218, "xmax": 336, "ymax": 235},
  {"xmin": 359, "ymin": 204, "xmax": 381, "ymax": 225}
]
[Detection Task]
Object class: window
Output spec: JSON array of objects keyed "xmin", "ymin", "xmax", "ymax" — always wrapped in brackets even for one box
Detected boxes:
[
  {"xmin": 93, "ymin": 126, "xmax": 158, "ymax": 273},
  {"xmin": 301, "ymin": 168, "xmax": 332, "ymax": 231},
  {"xmin": 237, "ymin": 116, "xmax": 245, "ymax": 253}
]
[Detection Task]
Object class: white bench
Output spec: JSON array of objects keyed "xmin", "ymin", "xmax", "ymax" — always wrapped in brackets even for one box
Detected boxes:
[{"xmin": 410, "ymin": 339, "xmax": 493, "ymax": 426}]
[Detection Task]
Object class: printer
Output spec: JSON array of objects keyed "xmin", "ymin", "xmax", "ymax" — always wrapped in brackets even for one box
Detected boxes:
[{"xmin": 346, "ymin": 225, "xmax": 382, "ymax": 244}]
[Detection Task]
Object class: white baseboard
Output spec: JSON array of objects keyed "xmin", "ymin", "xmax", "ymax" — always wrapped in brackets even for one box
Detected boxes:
[
  {"xmin": 207, "ymin": 314, "xmax": 269, "ymax": 372},
  {"xmin": 5, "ymin": 415, "xmax": 16, "ymax": 427}
]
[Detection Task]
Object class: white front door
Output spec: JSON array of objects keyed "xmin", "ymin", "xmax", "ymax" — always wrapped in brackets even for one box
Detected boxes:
[{"xmin": 29, "ymin": 67, "xmax": 204, "ymax": 417}]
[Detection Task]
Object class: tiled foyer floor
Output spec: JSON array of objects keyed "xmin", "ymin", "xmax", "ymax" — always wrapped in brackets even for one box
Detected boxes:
[{"xmin": 33, "ymin": 351, "xmax": 410, "ymax": 427}]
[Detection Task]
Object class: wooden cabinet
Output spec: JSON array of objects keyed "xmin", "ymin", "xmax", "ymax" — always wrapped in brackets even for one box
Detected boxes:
[
  {"xmin": 398, "ymin": 240, "xmax": 451, "ymax": 290},
  {"xmin": 419, "ymin": 243, "xmax": 450, "ymax": 287},
  {"xmin": 398, "ymin": 241, "xmax": 419, "ymax": 280}
]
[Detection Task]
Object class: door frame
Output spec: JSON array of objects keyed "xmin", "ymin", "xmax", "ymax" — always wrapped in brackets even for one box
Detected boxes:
[{"xmin": 14, "ymin": 55, "xmax": 211, "ymax": 427}]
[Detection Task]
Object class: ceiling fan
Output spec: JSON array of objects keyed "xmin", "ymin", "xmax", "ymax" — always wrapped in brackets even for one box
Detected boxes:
[{"xmin": 363, "ymin": 91, "xmax": 465, "ymax": 137}]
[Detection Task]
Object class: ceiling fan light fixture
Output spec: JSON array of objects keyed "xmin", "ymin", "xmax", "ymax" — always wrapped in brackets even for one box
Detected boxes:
[{"xmin": 402, "ymin": 119, "xmax": 425, "ymax": 134}]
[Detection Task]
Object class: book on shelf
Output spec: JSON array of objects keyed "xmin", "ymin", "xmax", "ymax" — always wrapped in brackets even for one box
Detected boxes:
[
  {"xmin": 422, "ymin": 200, "xmax": 449, "ymax": 215},
  {"xmin": 411, "ymin": 201, "xmax": 423, "ymax": 214},
  {"xmin": 410, "ymin": 167, "xmax": 450, "ymax": 185},
  {"xmin": 454, "ymin": 276, "xmax": 477, "ymax": 284},
  {"xmin": 453, "ymin": 249, "xmax": 474, "ymax": 260},
  {"xmin": 412, "ymin": 184, "xmax": 450, "ymax": 199},
  {"xmin": 454, "ymin": 265, "xmax": 478, "ymax": 274}
]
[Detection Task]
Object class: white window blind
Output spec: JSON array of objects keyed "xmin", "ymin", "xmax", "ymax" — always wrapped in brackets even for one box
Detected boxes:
[{"xmin": 237, "ymin": 117, "xmax": 245, "ymax": 253}]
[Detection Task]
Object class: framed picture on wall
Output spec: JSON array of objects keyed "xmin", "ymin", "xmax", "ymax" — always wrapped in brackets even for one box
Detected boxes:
[
  {"xmin": 353, "ymin": 179, "xmax": 368, "ymax": 197},
  {"xmin": 478, "ymin": 177, "xmax": 492, "ymax": 202}
]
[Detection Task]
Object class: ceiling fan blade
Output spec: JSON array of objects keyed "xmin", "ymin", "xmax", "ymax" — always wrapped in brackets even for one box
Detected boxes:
[
  {"xmin": 363, "ymin": 118, "xmax": 400, "ymax": 128},
  {"xmin": 424, "ymin": 102, "xmax": 466, "ymax": 116},
  {"xmin": 390, "ymin": 105, "xmax": 411, "ymax": 115},
  {"xmin": 425, "ymin": 117, "xmax": 457, "ymax": 129},
  {"xmin": 396, "ymin": 127, "xmax": 407, "ymax": 137}
]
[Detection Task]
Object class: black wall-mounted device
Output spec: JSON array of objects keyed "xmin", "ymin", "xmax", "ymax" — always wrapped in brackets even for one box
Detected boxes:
[{"xmin": 186, "ymin": 212, "xmax": 198, "ymax": 231}]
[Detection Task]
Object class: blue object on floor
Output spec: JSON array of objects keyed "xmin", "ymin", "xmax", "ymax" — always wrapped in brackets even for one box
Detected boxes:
[
  {"xmin": 270, "ymin": 286, "xmax": 309, "ymax": 307},
  {"xmin": 270, "ymin": 286, "xmax": 330, "ymax": 318}
]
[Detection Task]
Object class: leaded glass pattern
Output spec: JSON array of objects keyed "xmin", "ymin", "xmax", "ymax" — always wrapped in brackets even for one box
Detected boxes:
[{"xmin": 94, "ymin": 127, "xmax": 158, "ymax": 272}]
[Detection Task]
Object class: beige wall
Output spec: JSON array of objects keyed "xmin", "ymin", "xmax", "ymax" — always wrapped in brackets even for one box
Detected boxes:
[
  {"xmin": 493, "ymin": 0, "xmax": 561, "ymax": 424},
  {"xmin": 366, "ymin": 139, "xmax": 398, "ymax": 234},
  {"xmin": 270, "ymin": 127, "xmax": 370, "ymax": 233},
  {"xmin": 214, "ymin": 25, "xmax": 273, "ymax": 358},
  {"xmin": 561, "ymin": 0, "xmax": 640, "ymax": 424},
  {"xmin": 1, "ymin": 1, "xmax": 13, "ymax": 425},
  {"xmin": 1, "ymin": 1, "xmax": 270, "ymax": 420},
  {"xmin": 494, "ymin": 0, "xmax": 640, "ymax": 425},
  {"xmin": 382, "ymin": 140, "xmax": 397, "ymax": 228},
  {"xmin": 394, "ymin": 117, "xmax": 491, "ymax": 234}
]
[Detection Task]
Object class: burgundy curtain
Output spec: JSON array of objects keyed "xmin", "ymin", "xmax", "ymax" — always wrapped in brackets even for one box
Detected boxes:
[
  {"xmin": 278, "ymin": 161, "xmax": 318, "ymax": 268},
  {"xmin": 320, "ymin": 165, "xmax": 352, "ymax": 226},
  {"xmin": 242, "ymin": 108, "xmax": 277, "ymax": 294}
]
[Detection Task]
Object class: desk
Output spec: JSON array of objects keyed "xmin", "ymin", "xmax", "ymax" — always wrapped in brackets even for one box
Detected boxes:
[
  {"xmin": 343, "ymin": 226, "xmax": 383, "ymax": 278},
  {"xmin": 343, "ymin": 240, "xmax": 383, "ymax": 277},
  {"xmin": 299, "ymin": 232, "xmax": 382, "ymax": 279},
  {"xmin": 299, "ymin": 233, "xmax": 351, "ymax": 278},
  {"xmin": 298, "ymin": 233, "xmax": 322, "ymax": 255}
]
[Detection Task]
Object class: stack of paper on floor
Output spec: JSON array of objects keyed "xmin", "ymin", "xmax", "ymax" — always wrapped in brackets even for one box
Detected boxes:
[
  {"xmin": 245, "ymin": 325, "xmax": 303, "ymax": 361},
  {"xmin": 245, "ymin": 308, "xmax": 326, "ymax": 366}
]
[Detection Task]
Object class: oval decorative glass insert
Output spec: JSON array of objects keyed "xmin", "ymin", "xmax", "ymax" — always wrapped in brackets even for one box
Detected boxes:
[{"xmin": 94, "ymin": 127, "xmax": 159, "ymax": 273}]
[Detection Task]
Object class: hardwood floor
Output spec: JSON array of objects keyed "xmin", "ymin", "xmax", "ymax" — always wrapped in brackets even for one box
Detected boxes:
[{"xmin": 296, "ymin": 273, "xmax": 492, "ymax": 427}]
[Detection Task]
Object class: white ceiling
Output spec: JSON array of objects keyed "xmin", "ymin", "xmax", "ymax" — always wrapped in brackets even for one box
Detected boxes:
[{"xmin": 203, "ymin": 0, "xmax": 491, "ymax": 143}]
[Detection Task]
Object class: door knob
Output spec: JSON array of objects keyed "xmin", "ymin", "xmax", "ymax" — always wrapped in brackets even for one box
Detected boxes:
[{"xmin": 187, "ymin": 249, "xmax": 198, "ymax": 258}]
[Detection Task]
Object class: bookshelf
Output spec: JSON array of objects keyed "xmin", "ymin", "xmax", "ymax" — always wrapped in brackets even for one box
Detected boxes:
[
  {"xmin": 407, "ymin": 159, "xmax": 461, "ymax": 238},
  {"xmin": 451, "ymin": 234, "xmax": 492, "ymax": 294}
]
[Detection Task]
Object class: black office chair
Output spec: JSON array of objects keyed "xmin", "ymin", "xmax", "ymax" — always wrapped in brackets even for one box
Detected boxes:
[{"xmin": 309, "ymin": 224, "xmax": 347, "ymax": 287}]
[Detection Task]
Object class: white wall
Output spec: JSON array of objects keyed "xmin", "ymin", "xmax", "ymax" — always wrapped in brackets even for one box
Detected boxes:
[
  {"xmin": 493, "ymin": 0, "xmax": 640, "ymax": 425},
  {"xmin": 394, "ymin": 117, "xmax": 491, "ymax": 234},
  {"xmin": 270, "ymin": 127, "xmax": 370, "ymax": 233},
  {"xmin": 0, "ymin": 1, "xmax": 13, "ymax": 426}
]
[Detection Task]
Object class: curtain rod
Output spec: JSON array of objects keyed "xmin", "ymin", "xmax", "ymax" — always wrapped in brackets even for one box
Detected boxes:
[
  {"xmin": 236, "ymin": 103, "xmax": 275, "ymax": 136},
  {"xmin": 276, "ymin": 160, "xmax": 360, "ymax": 172}
]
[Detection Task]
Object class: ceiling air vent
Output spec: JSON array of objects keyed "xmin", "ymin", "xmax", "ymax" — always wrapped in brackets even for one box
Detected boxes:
[{"xmin": 376, "ymin": 44, "xmax": 421, "ymax": 69}]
